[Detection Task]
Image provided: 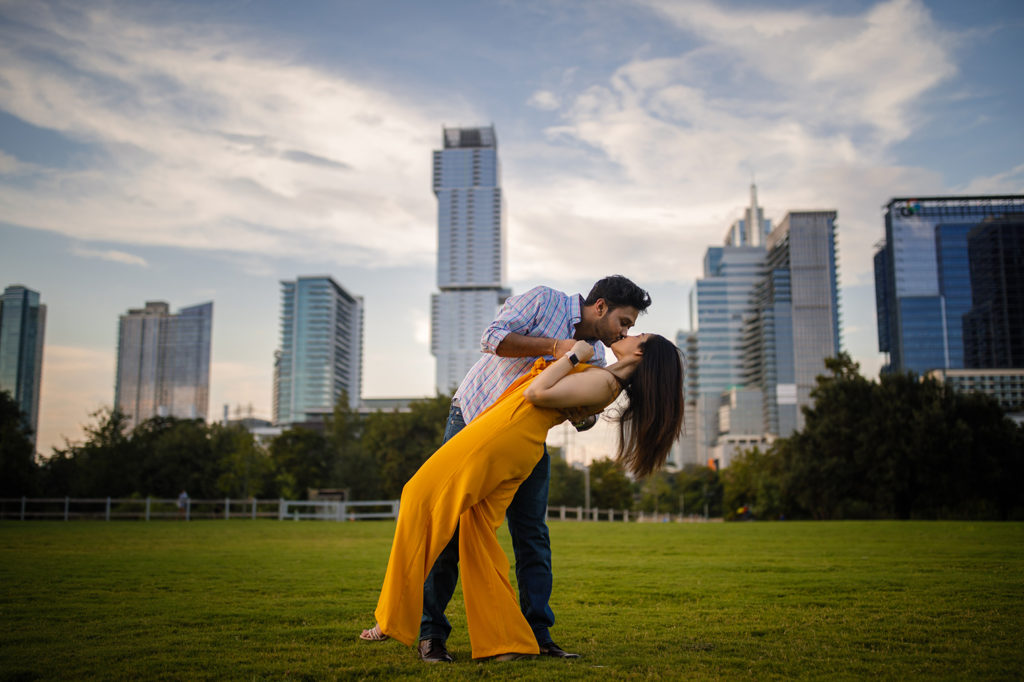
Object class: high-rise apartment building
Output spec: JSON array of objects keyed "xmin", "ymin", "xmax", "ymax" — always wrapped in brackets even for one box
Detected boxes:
[
  {"xmin": 0, "ymin": 285, "xmax": 46, "ymax": 442},
  {"xmin": 430, "ymin": 125, "xmax": 510, "ymax": 394},
  {"xmin": 873, "ymin": 195, "xmax": 1024, "ymax": 375},
  {"xmin": 115, "ymin": 301, "xmax": 212, "ymax": 430},
  {"xmin": 274, "ymin": 276, "xmax": 363, "ymax": 425}
]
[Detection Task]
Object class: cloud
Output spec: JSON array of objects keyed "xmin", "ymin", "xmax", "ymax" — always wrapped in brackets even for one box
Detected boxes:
[
  {"xmin": 71, "ymin": 245, "xmax": 148, "ymax": 266},
  {"xmin": 958, "ymin": 163, "xmax": 1024, "ymax": 195},
  {"xmin": 0, "ymin": 1, "xmax": 476, "ymax": 267},
  {"xmin": 501, "ymin": 0, "xmax": 959, "ymax": 286},
  {"xmin": 527, "ymin": 89, "xmax": 561, "ymax": 110}
]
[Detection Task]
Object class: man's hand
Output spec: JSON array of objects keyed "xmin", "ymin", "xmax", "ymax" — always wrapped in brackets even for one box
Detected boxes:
[
  {"xmin": 572, "ymin": 414, "xmax": 598, "ymax": 432},
  {"xmin": 563, "ymin": 407, "xmax": 598, "ymax": 431}
]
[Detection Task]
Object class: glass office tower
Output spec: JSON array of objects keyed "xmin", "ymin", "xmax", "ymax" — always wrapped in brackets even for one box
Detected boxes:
[
  {"xmin": 430, "ymin": 126, "xmax": 510, "ymax": 393},
  {"xmin": 874, "ymin": 195, "xmax": 1024, "ymax": 375},
  {"xmin": 274, "ymin": 276, "xmax": 363, "ymax": 425},
  {"xmin": 0, "ymin": 285, "xmax": 46, "ymax": 442},
  {"xmin": 691, "ymin": 186, "xmax": 769, "ymax": 462},
  {"xmin": 744, "ymin": 211, "xmax": 841, "ymax": 435},
  {"xmin": 963, "ymin": 214, "xmax": 1024, "ymax": 368},
  {"xmin": 115, "ymin": 301, "xmax": 212, "ymax": 430}
]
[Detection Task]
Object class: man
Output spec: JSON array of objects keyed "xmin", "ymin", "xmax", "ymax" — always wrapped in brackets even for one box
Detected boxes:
[{"xmin": 417, "ymin": 275, "xmax": 651, "ymax": 663}]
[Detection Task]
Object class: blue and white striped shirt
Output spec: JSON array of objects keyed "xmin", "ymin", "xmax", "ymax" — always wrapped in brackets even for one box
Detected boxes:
[{"xmin": 453, "ymin": 286, "xmax": 607, "ymax": 423}]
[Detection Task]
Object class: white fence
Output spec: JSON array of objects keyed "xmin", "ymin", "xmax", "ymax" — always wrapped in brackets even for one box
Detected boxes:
[
  {"xmin": 0, "ymin": 497, "xmax": 399, "ymax": 522},
  {"xmin": 1, "ymin": 497, "xmax": 663, "ymax": 523}
]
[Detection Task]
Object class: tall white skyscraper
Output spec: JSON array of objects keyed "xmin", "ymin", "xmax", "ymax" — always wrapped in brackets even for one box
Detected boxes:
[
  {"xmin": 0, "ymin": 284, "xmax": 46, "ymax": 443},
  {"xmin": 430, "ymin": 126, "xmax": 510, "ymax": 393},
  {"xmin": 274, "ymin": 276, "xmax": 363, "ymax": 425},
  {"xmin": 115, "ymin": 301, "xmax": 212, "ymax": 430}
]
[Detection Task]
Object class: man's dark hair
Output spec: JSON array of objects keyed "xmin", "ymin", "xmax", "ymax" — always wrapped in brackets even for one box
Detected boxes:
[{"xmin": 583, "ymin": 275, "xmax": 651, "ymax": 313}]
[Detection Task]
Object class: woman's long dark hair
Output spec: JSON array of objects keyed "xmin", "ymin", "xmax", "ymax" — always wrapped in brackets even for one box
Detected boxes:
[{"xmin": 616, "ymin": 334, "xmax": 685, "ymax": 478}]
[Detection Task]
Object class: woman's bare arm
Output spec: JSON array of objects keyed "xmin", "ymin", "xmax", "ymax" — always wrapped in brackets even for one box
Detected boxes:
[
  {"xmin": 524, "ymin": 340, "xmax": 618, "ymax": 410},
  {"xmin": 524, "ymin": 369, "xmax": 618, "ymax": 410}
]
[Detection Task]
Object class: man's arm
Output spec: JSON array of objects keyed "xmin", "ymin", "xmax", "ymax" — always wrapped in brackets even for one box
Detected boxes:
[
  {"xmin": 495, "ymin": 333, "xmax": 576, "ymax": 359},
  {"xmin": 481, "ymin": 286, "xmax": 575, "ymax": 358}
]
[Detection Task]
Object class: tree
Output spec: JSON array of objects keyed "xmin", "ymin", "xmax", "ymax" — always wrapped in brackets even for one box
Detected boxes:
[
  {"xmin": 328, "ymin": 393, "xmax": 380, "ymax": 500},
  {"xmin": 588, "ymin": 457, "xmax": 633, "ymax": 510},
  {"xmin": 0, "ymin": 389, "xmax": 36, "ymax": 496},
  {"xmin": 41, "ymin": 407, "xmax": 136, "ymax": 497},
  {"xmin": 721, "ymin": 446, "xmax": 785, "ymax": 520},
  {"xmin": 548, "ymin": 453, "xmax": 584, "ymax": 507},
  {"xmin": 268, "ymin": 427, "xmax": 334, "ymax": 499},
  {"xmin": 364, "ymin": 395, "xmax": 449, "ymax": 499},
  {"xmin": 211, "ymin": 423, "xmax": 271, "ymax": 499},
  {"xmin": 637, "ymin": 471, "xmax": 673, "ymax": 514}
]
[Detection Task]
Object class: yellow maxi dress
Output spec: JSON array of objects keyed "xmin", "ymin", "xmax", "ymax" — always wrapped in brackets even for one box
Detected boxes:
[{"xmin": 373, "ymin": 360, "xmax": 617, "ymax": 659}]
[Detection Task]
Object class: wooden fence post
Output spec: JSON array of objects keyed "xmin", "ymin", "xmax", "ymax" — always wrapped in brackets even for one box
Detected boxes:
[
  {"xmin": 21, "ymin": 496, "xmax": 26, "ymax": 521},
  {"xmin": 145, "ymin": 496, "xmax": 151, "ymax": 522},
  {"xmin": 224, "ymin": 498, "xmax": 230, "ymax": 520},
  {"xmin": 251, "ymin": 498, "xmax": 257, "ymax": 520},
  {"xmin": 64, "ymin": 496, "xmax": 70, "ymax": 521},
  {"xmin": 105, "ymin": 497, "xmax": 111, "ymax": 522}
]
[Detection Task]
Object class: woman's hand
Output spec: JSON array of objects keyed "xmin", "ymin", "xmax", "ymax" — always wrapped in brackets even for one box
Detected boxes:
[{"xmin": 571, "ymin": 340, "xmax": 594, "ymax": 363}]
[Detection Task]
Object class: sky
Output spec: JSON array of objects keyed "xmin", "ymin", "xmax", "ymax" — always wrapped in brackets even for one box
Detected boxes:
[{"xmin": 1, "ymin": 0, "xmax": 1022, "ymax": 459}]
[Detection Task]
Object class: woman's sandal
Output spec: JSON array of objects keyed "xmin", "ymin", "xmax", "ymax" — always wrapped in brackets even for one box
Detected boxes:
[{"xmin": 359, "ymin": 624, "xmax": 388, "ymax": 642}]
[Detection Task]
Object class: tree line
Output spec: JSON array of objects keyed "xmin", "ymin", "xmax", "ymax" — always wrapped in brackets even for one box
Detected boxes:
[
  {"xmin": 2, "ymin": 352, "xmax": 1021, "ymax": 520},
  {"xmin": 722, "ymin": 354, "xmax": 1024, "ymax": 520}
]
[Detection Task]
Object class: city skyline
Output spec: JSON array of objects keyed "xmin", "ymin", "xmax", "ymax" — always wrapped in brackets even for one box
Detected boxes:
[{"xmin": 1, "ymin": 0, "xmax": 1022, "ymax": 456}]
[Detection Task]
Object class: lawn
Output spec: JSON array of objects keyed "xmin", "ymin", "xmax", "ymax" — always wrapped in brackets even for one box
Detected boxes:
[{"xmin": 1, "ymin": 520, "xmax": 1022, "ymax": 680}]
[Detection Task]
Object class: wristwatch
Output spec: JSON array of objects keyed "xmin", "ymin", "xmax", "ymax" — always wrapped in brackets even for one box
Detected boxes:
[{"xmin": 565, "ymin": 350, "xmax": 580, "ymax": 367}]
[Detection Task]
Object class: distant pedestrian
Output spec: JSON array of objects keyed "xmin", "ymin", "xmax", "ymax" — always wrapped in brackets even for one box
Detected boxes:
[{"xmin": 177, "ymin": 490, "xmax": 189, "ymax": 519}]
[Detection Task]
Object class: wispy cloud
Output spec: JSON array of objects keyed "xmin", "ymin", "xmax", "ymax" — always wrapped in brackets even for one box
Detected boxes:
[
  {"xmin": 0, "ymin": 1, "xmax": 476, "ymax": 266},
  {"xmin": 71, "ymin": 245, "xmax": 148, "ymax": 267},
  {"xmin": 504, "ymin": 0, "xmax": 962, "ymax": 286}
]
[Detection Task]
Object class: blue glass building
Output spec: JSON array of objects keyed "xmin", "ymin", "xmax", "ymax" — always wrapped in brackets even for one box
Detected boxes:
[
  {"xmin": 274, "ymin": 276, "xmax": 363, "ymax": 425},
  {"xmin": 963, "ymin": 214, "xmax": 1024, "ymax": 368},
  {"xmin": 0, "ymin": 285, "xmax": 46, "ymax": 443},
  {"xmin": 874, "ymin": 196, "xmax": 1024, "ymax": 375}
]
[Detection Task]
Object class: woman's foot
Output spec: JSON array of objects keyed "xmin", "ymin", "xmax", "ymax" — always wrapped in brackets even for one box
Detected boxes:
[{"xmin": 359, "ymin": 624, "xmax": 388, "ymax": 641}]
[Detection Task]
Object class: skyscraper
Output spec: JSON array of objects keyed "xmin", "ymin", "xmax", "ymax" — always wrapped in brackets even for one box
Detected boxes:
[
  {"xmin": 430, "ymin": 125, "xmax": 510, "ymax": 394},
  {"xmin": 274, "ymin": 276, "xmax": 363, "ymax": 425},
  {"xmin": 0, "ymin": 285, "xmax": 46, "ymax": 442},
  {"xmin": 691, "ymin": 186, "xmax": 767, "ymax": 462},
  {"xmin": 873, "ymin": 195, "xmax": 1024, "ymax": 375},
  {"xmin": 115, "ymin": 300, "xmax": 212, "ymax": 430},
  {"xmin": 744, "ymin": 211, "xmax": 841, "ymax": 435},
  {"xmin": 690, "ymin": 191, "xmax": 842, "ymax": 467}
]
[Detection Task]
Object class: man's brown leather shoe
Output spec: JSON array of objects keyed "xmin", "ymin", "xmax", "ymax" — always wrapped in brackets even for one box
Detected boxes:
[{"xmin": 418, "ymin": 638, "xmax": 454, "ymax": 663}]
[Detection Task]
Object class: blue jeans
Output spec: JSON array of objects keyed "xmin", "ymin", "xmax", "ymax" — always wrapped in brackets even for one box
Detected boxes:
[{"xmin": 419, "ymin": 404, "xmax": 555, "ymax": 646}]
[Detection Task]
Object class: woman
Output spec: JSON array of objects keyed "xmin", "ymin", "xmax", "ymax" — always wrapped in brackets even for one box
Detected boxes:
[{"xmin": 360, "ymin": 333, "xmax": 684, "ymax": 659}]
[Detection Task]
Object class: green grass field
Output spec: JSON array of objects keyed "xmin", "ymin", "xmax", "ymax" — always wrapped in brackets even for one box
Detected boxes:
[{"xmin": 1, "ymin": 520, "xmax": 1022, "ymax": 681}]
